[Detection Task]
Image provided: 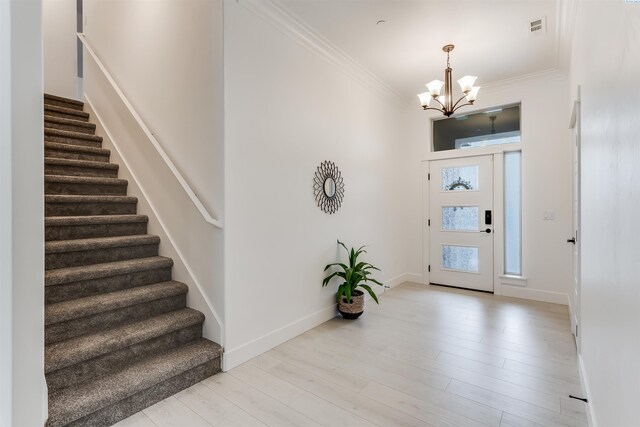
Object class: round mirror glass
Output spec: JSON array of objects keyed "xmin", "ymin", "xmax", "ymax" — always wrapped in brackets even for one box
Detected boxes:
[{"xmin": 324, "ymin": 178, "xmax": 336, "ymax": 197}]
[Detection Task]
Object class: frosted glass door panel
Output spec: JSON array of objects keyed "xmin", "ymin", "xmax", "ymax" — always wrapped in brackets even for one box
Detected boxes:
[
  {"xmin": 442, "ymin": 245, "xmax": 479, "ymax": 273},
  {"xmin": 504, "ymin": 152, "xmax": 522, "ymax": 275},
  {"xmin": 442, "ymin": 206, "xmax": 479, "ymax": 231},
  {"xmin": 441, "ymin": 166, "xmax": 478, "ymax": 191}
]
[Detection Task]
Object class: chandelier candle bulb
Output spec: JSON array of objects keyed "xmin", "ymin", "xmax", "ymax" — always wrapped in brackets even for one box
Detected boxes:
[{"xmin": 419, "ymin": 44, "xmax": 479, "ymax": 117}]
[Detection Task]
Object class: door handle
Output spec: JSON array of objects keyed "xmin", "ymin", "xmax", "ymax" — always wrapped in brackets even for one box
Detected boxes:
[
  {"xmin": 567, "ymin": 237, "xmax": 576, "ymax": 244},
  {"xmin": 484, "ymin": 228, "xmax": 492, "ymax": 234}
]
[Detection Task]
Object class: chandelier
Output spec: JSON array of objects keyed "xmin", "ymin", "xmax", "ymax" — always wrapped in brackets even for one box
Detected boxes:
[{"xmin": 417, "ymin": 44, "xmax": 480, "ymax": 117}]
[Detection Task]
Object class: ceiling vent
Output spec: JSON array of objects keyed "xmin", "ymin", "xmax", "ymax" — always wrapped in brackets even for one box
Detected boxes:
[{"xmin": 529, "ymin": 17, "xmax": 546, "ymax": 35}]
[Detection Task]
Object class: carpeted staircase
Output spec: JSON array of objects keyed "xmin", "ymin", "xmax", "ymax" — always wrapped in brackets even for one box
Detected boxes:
[{"xmin": 43, "ymin": 93, "xmax": 222, "ymax": 427}]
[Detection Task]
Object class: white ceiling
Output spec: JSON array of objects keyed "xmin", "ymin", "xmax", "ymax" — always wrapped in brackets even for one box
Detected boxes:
[{"xmin": 278, "ymin": 0, "xmax": 561, "ymax": 99}]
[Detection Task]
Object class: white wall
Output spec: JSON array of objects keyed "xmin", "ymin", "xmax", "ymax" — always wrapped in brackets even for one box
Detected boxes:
[
  {"xmin": 83, "ymin": 0, "xmax": 224, "ymax": 217},
  {"xmin": 407, "ymin": 73, "xmax": 573, "ymax": 304},
  {"xmin": 0, "ymin": 1, "xmax": 47, "ymax": 426},
  {"xmin": 43, "ymin": 0, "xmax": 77, "ymax": 99},
  {"xmin": 223, "ymin": 0, "xmax": 417, "ymax": 368},
  {"xmin": 570, "ymin": 1, "xmax": 640, "ymax": 425},
  {"xmin": 82, "ymin": 0, "xmax": 225, "ymax": 344}
]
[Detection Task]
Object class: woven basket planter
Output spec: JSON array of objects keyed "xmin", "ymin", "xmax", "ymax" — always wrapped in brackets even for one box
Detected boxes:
[{"xmin": 338, "ymin": 289, "xmax": 364, "ymax": 319}]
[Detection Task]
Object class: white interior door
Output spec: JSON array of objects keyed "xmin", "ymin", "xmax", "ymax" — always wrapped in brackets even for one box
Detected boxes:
[
  {"xmin": 570, "ymin": 98, "xmax": 582, "ymax": 350},
  {"xmin": 429, "ymin": 155, "xmax": 494, "ymax": 292}
]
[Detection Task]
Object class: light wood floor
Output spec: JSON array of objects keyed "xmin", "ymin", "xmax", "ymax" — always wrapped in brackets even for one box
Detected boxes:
[{"xmin": 115, "ymin": 283, "xmax": 588, "ymax": 427}]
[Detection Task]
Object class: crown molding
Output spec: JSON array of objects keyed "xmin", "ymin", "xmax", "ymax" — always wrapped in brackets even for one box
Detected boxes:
[
  {"xmin": 481, "ymin": 68, "xmax": 567, "ymax": 92},
  {"xmin": 236, "ymin": 0, "xmax": 407, "ymax": 106}
]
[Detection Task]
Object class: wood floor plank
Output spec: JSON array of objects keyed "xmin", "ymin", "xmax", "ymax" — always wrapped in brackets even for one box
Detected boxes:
[
  {"xmin": 112, "ymin": 411, "xmax": 158, "ymax": 427},
  {"xmin": 143, "ymin": 396, "xmax": 213, "ymax": 427},
  {"xmin": 362, "ymin": 381, "xmax": 501, "ymax": 427},
  {"xmin": 174, "ymin": 383, "xmax": 266, "ymax": 427},
  {"xmin": 446, "ymin": 380, "xmax": 587, "ymax": 427},
  {"xmin": 499, "ymin": 412, "xmax": 546, "ymax": 427},
  {"xmin": 201, "ymin": 373, "xmax": 321, "ymax": 427},
  {"xmin": 267, "ymin": 361, "xmax": 428, "ymax": 427},
  {"xmin": 278, "ymin": 333, "xmax": 504, "ymax": 426},
  {"xmin": 230, "ymin": 363, "xmax": 376, "ymax": 426}
]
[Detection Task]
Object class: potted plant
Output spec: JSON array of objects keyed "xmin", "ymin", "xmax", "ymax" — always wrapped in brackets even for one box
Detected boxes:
[{"xmin": 322, "ymin": 240, "xmax": 384, "ymax": 319}]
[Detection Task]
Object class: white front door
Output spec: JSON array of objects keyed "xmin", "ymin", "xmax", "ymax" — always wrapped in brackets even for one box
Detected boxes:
[{"xmin": 429, "ymin": 155, "xmax": 494, "ymax": 292}]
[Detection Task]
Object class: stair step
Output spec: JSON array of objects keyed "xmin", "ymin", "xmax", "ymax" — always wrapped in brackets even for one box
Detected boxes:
[
  {"xmin": 45, "ymin": 115, "xmax": 96, "ymax": 135},
  {"xmin": 45, "ymin": 175, "xmax": 128, "ymax": 196},
  {"xmin": 44, "ymin": 104, "xmax": 90, "ymax": 122},
  {"xmin": 45, "ymin": 195, "xmax": 137, "ymax": 216},
  {"xmin": 45, "ymin": 281, "xmax": 188, "ymax": 345},
  {"xmin": 45, "ymin": 257, "xmax": 174, "ymax": 303},
  {"xmin": 46, "ymin": 338, "xmax": 221, "ymax": 427},
  {"xmin": 45, "ymin": 235, "xmax": 160, "ymax": 270},
  {"xmin": 45, "ymin": 128, "xmax": 103, "ymax": 148},
  {"xmin": 46, "ymin": 215, "xmax": 148, "ymax": 241},
  {"xmin": 46, "ymin": 321, "xmax": 203, "ymax": 395},
  {"xmin": 45, "ymin": 157, "xmax": 119, "ymax": 178},
  {"xmin": 44, "ymin": 93, "xmax": 84, "ymax": 112},
  {"xmin": 45, "ymin": 308, "xmax": 204, "ymax": 373},
  {"xmin": 45, "ymin": 142, "xmax": 110, "ymax": 163}
]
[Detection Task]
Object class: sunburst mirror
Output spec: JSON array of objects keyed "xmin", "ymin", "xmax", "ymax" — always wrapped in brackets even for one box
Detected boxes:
[{"xmin": 313, "ymin": 161, "xmax": 345, "ymax": 214}]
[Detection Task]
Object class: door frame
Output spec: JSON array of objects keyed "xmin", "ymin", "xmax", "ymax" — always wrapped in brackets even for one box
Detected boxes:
[
  {"xmin": 422, "ymin": 142, "xmax": 524, "ymax": 295},
  {"xmin": 569, "ymin": 86, "xmax": 582, "ymax": 351}
]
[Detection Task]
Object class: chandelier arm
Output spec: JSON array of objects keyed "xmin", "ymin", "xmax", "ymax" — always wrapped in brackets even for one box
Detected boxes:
[
  {"xmin": 452, "ymin": 102, "xmax": 474, "ymax": 113},
  {"xmin": 451, "ymin": 95, "xmax": 469, "ymax": 111},
  {"xmin": 422, "ymin": 106, "xmax": 446, "ymax": 114},
  {"xmin": 432, "ymin": 96, "xmax": 446, "ymax": 109}
]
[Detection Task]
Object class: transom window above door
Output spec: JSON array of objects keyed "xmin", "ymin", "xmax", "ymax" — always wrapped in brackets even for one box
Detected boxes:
[{"xmin": 433, "ymin": 104, "xmax": 521, "ymax": 152}]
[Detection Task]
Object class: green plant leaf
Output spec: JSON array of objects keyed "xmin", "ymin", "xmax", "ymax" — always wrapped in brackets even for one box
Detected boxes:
[
  {"xmin": 324, "ymin": 262, "xmax": 348, "ymax": 272},
  {"xmin": 337, "ymin": 240, "xmax": 349, "ymax": 254},
  {"xmin": 336, "ymin": 283, "xmax": 347, "ymax": 302},
  {"xmin": 366, "ymin": 278, "xmax": 385, "ymax": 287},
  {"xmin": 322, "ymin": 271, "xmax": 340, "ymax": 287},
  {"xmin": 359, "ymin": 284, "xmax": 379, "ymax": 304}
]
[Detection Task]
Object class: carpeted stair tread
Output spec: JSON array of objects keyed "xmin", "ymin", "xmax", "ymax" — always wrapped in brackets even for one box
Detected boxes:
[
  {"xmin": 45, "ymin": 115, "xmax": 96, "ymax": 134},
  {"xmin": 46, "ymin": 215, "xmax": 147, "ymax": 227},
  {"xmin": 46, "ymin": 339, "xmax": 222, "ymax": 427},
  {"xmin": 45, "ymin": 142, "xmax": 110, "ymax": 157},
  {"xmin": 46, "ymin": 281, "xmax": 188, "ymax": 325},
  {"xmin": 44, "ymin": 93, "xmax": 84, "ymax": 112},
  {"xmin": 45, "ymin": 104, "xmax": 90, "ymax": 121},
  {"xmin": 46, "ymin": 195, "xmax": 138, "ymax": 217},
  {"xmin": 45, "ymin": 256, "xmax": 173, "ymax": 287},
  {"xmin": 45, "ymin": 175, "xmax": 128, "ymax": 196},
  {"xmin": 45, "ymin": 195, "xmax": 137, "ymax": 204},
  {"xmin": 45, "ymin": 234, "xmax": 160, "ymax": 254},
  {"xmin": 45, "ymin": 157, "xmax": 118, "ymax": 172},
  {"xmin": 45, "ymin": 175, "xmax": 128, "ymax": 187},
  {"xmin": 45, "ymin": 93, "xmax": 84, "ymax": 107},
  {"xmin": 45, "ymin": 128, "xmax": 103, "ymax": 143},
  {"xmin": 45, "ymin": 308, "xmax": 206, "ymax": 373}
]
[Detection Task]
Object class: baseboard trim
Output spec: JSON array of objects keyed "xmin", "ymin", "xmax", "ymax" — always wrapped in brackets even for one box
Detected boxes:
[
  {"xmin": 222, "ymin": 272, "xmax": 422, "ymax": 371},
  {"xmin": 386, "ymin": 273, "xmax": 424, "ymax": 289},
  {"xmin": 222, "ymin": 304, "xmax": 338, "ymax": 371},
  {"xmin": 578, "ymin": 354, "xmax": 596, "ymax": 427},
  {"xmin": 500, "ymin": 284, "xmax": 569, "ymax": 305}
]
